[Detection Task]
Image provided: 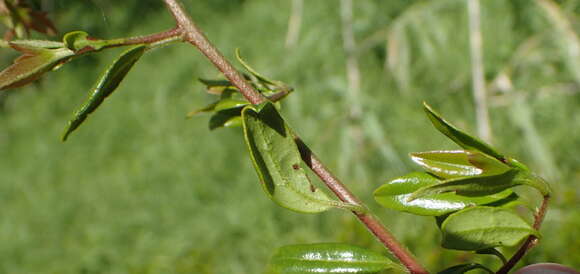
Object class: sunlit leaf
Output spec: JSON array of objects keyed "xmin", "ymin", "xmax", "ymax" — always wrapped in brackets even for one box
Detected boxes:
[
  {"xmin": 214, "ymin": 98, "xmax": 248, "ymax": 112},
  {"xmin": 0, "ymin": 44, "xmax": 74, "ymax": 90},
  {"xmin": 438, "ymin": 263, "xmax": 493, "ymax": 274},
  {"xmin": 423, "ymin": 102, "xmax": 504, "ymax": 160},
  {"xmin": 235, "ymin": 48, "xmax": 277, "ymax": 85},
  {"xmin": 441, "ymin": 206, "xmax": 539, "ymax": 250},
  {"xmin": 410, "ymin": 150, "xmax": 511, "ymax": 179},
  {"xmin": 374, "ymin": 172, "xmax": 515, "ymax": 216},
  {"xmin": 63, "ymin": 30, "xmax": 107, "ymax": 52},
  {"xmin": 409, "ymin": 169, "xmax": 524, "ymax": 200},
  {"xmin": 9, "ymin": 39, "xmax": 63, "ymax": 49},
  {"xmin": 269, "ymin": 243, "xmax": 395, "ymax": 274},
  {"xmin": 242, "ymin": 103, "xmax": 347, "ymax": 213},
  {"xmin": 62, "ymin": 45, "xmax": 147, "ymax": 141}
]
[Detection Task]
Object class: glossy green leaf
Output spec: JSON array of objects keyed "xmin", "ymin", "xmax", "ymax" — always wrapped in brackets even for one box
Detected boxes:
[
  {"xmin": 242, "ymin": 103, "xmax": 343, "ymax": 213},
  {"xmin": 423, "ymin": 102, "xmax": 504, "ymax": 160},
  {"xmin": 411, "ymin": 150, "xmax": 511, "ymax": 179},
  {"xmin": 269, "ymin": 243, "xmax": 395, "ymax": 274},
  {"xmin": 374, "ymin": 172, "xmax": 515, "ymax": 216},
  {"xmin": 441, "ymin": 206, "xmax": 539, "ymax": 250},
  {"xmin": 409, "ymin": 169, "xmax": 525, "ymax": 200},
  {"xmin": 0, "ymin": 44, "xmax": 74, "ymax": 90},
  {"xmin": 62, "ymin": 45, "xmax": 147, "ymax": 141},
  {"xmin": 438, "ymin": 263, "xmax": 494, "ymax": 274},
  {"xmin": 63, "ymin": 31, "xmax": 107, "ymax": 52}
]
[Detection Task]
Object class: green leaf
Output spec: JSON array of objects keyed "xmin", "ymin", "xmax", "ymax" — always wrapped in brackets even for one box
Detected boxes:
[
  {"xmin": 410, "ymin": 150, "xmax": 511, "ymax": 179},
  {"xmin": 441, "ymin": 206, "xmax": 539, "ymax": 250},
  {"xmin": 269, "ymin": 243, "xmax": 395, "ymax": 274},
  {"xmin": 438, "ymin": 263, "xmax": 494, "ymax": 274},
  {"xmin": 9, "ymin": 39, "xmax": 64, "ymax": 49},
  {"xmin": 187, "ymin": 98, "xmax": 248, "ymax": 118},
  {"xmin": 209, "ymin": 107, "xmax": 244, "ymax": 130},
  {"xmin": 63, "ymin": 31, "xmax": 107, "ymax": 52},
  {"xmin": 0, "ymin": 44, "xmax": 74, "ymax": 90},
  {"xmin": 374, "ymin": 172, "xmax": 515, "ymax": 216},
  {"xmin": 409, "ymin": 169, "xmax": 525, "ymax": 200},
  {"xmin": 198, "ymin": 78, "xmax": 236, "ymax": 94},
  {"xmin": 423, "ymin": 102, "xmax": 504, "ymax": 160},
  {"xmin": 235, "ymin": 48, "xmax": 277, "ymax": 86},
  {"xmin": 476, "ymin": 248, "xmax": 507, "ymax": 264},
  {"xmin": 214, "ymin": 98, "xmax": 248, "ymax": 112},
  {"xmin": 61, "ymin": 45, "xmax": 147, "ymax": 141},
  {"xmin": 242, "ymin": 103, "xmax": 345, "ymax": 213}
]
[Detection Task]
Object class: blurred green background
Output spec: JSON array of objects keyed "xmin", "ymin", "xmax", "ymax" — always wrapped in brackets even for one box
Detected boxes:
[{"xmin": 1, "ymin": 0, "xmax": 579, "ymax": 273}]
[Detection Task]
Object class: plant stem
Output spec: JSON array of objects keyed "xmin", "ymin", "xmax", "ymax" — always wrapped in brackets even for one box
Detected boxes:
[
  {"xmin": 496, "ymin": 196, "xmax": 550, "ymax": 274},
  {"xmin": 163, "ymin": 0, "xmax": 263, "ymax": 105},
  {"xmin": 295, "ymin": 138, "xmax": 428, "ymax": 274},
  {"xmin": 162, "ymin": 1, "xmax": 428, "ymax": 273},
  {"xmin": 118, "ymin": 27, "xmax": 182, "ymax": 46}
]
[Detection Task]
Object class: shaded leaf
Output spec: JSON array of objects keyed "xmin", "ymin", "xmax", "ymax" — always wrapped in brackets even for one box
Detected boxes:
[
  {"xmin": 438, "ymin": 263, "xmax": 493, "ymax": 274},
  {"xmin": 186, "ymin": 101, "xmax": 219, "ymax": 117},
  {"xmin": 0, "ymin": 44, "xmax": 74, "ymax": 90},
  {"xmin": 209, "ymin": 107, "xmax": 243, "ymax": 130},
  {"xmin": 476, "ymin": 248, "xmax": 507, "ymax": 264},
  {"xmin": 423, "ymin": 102, "xmax": 504, "ymax": 160},
  {"xmin": 198, "ymin": 78, "xmax": 237, "ymax": 94},
  {"xmin": 441, "ymin": 206, "xmax": 539, "ymax": 250},
  {"xmin": 374, "ymin": 172, "xmax": 515, "ymax": 216},
  {"xmin": 409, "ymin": 169, "xmax": 525, "ymax": 200},
  {"xmin": 269, "ymin": 243, "xmax": 395, "ymax": 274},
  {"xmin": 410, "ymin": 150, "xmax": 511, "ymax": 179},
  {"xmin": 62, "ymin": 45, "xmax": 147, "ymax": 141},
  {"xmin": 242, "ymin": 103, "xmax": 346, "ymax": 213},
  {"xmin": 187, "ymin": 98, "xmax": 248, "ymax": 118}
]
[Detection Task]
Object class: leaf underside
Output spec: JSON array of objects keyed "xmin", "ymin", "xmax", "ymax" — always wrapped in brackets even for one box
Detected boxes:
[
  {"xmin": 441, "ymin": 206, "xmax": 538, "ymax": 251},
  {"xmin": 242, "ymin": 103, "xmax": 339, "ymax": 213}
]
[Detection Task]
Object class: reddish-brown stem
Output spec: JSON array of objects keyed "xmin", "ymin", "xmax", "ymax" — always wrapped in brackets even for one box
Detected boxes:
[
  {"xmin": 163, "ymin": 0, "xmax": 264, "ymax": 105},
  {"xmin": 121, "ymin": 27, "xmax": 181, "ymax": 45},
  {"xmin": 162, "ymin": 0, "xmax": 428, "ymax": 273},
  {"xmin": 496, "ymin": 196, "xmax": 550, "ymax": 274},
  {"xmin": 295, "ymin": 138, "xmax": 428, "ymax": 274}
]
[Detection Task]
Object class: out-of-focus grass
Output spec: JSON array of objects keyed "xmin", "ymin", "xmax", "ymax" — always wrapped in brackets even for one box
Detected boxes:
[{"xmin": 0, "ymin": 0, "xmax": 579, "ymax": 273}]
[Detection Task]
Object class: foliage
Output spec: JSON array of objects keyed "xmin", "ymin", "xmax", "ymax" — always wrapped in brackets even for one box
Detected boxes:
[{"xmin": 1, "ymin": 0, "xmax": 579, "ymax": 273}]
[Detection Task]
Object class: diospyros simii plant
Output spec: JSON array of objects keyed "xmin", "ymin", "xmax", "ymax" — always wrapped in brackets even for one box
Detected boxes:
[{"xmin": 0, "ymin": 1, "xmax": 575, "ymax": 273}]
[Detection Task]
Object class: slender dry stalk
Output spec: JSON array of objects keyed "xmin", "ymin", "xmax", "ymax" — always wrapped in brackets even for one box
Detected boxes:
[
  {"xmin": 339, "ymin": 0, "xmax": 364, "ymax": 176},
  {"xmin": 285, "ymin": 0, "xmax": 303, "ymax": 48},
  {"xmin": 467, "ymin": 0, "xmax": 492, "ymax": 143}
]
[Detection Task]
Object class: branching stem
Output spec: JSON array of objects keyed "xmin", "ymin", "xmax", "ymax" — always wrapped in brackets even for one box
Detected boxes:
[{"xmin": 161, "ymin": 1, "xmax": 428, "ymax": 273}]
